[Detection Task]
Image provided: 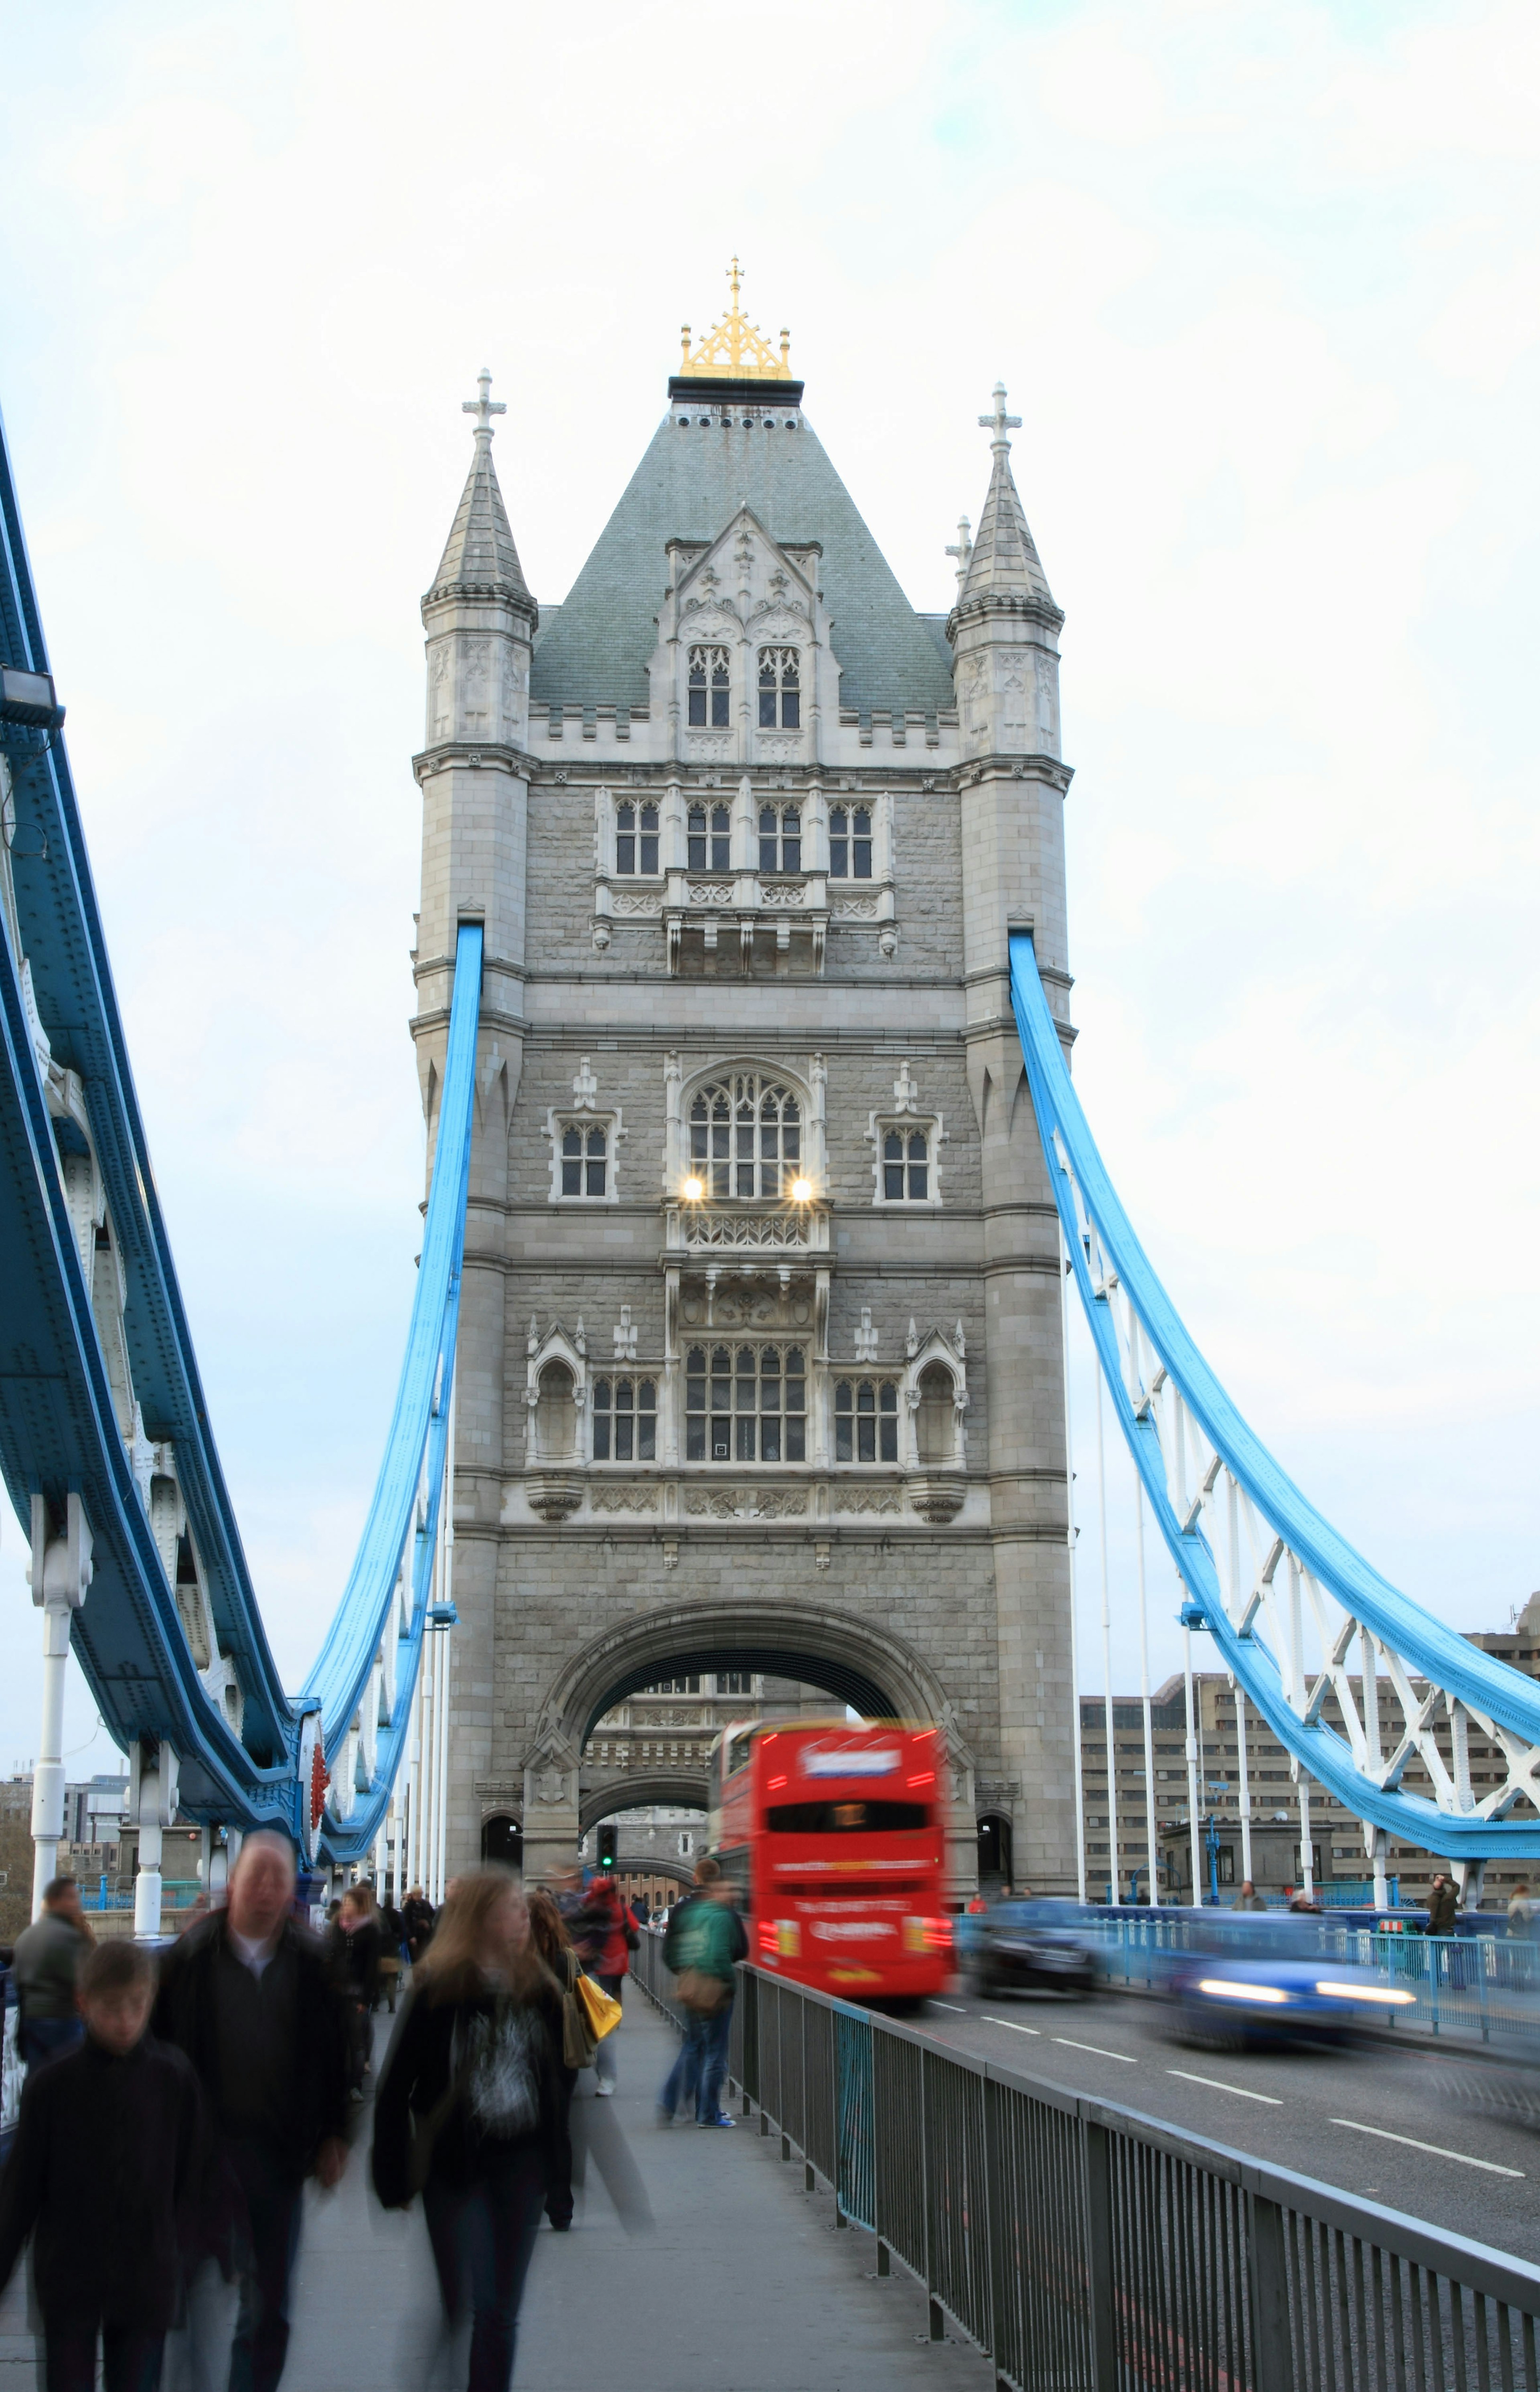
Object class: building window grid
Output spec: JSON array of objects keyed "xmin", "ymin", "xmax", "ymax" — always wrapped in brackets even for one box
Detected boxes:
[
  {"xmin": 687, "ymin": 1344, "xmax": 806, "ymax": 1464},
  {"xmin": 835, "ymin": 1378, "xmax": 900, "ymax": 1463},
  {"xmin": 828, "ymin": 805, "xmax": 872, "ymax": 879},
  {"xmin": 561, "ymin": 1123, "xmax": 608, "ymax": 1196},
  {"xmin": 592, "ymin": 1377, "xmax": 657, "ymax": 1461},
  {"xmin": 688, "ymin": 646, "xmax": 731, "ymax": 728},
  {"xmin": 758, "ymin": 804, "xmax": 802, "ymax": 874},
  {"xmin": 616, "ymin": 801, "xmax": 659, "ymax": 876},
  {"xmin": 687, "ymin": 803, "xmax": 732, "ymax": 872},
  {"xmin": 757, "ymin": 647, "xmax": 800, "ymax": 730},
  {"xmin": 688, "ymin": 1075, "xmax": 801, "ymax": 1200}
]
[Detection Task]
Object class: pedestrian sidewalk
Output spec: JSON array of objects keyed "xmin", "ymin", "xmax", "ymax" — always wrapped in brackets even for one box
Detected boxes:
[{"xmin": 0, "ymin": 1996, "xmax": 992, "ymax": 2392}]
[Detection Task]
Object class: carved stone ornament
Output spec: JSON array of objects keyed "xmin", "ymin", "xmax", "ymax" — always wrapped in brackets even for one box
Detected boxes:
[
  {"xmin": 684, "ymin": 1486, "xmax": 808, "ymax": 1520},
  {"xmin": 590, "ymin": 1484, "xmax": 660, "ymax": 1514},
  {"xmin": 908, "ymin": 1472, "xmax": 967, "ymax": 1524},
  {"xmin": 534, "ymin": 1768, "xmax": 566, "ymax": 1809},
  {"xmin": 834, "ymin": 1488, "xmax": 902, "ymax": 1516},
  {"xmin": 526, "ymin": 1474, "xmax": 584, "ymax": 1523}
]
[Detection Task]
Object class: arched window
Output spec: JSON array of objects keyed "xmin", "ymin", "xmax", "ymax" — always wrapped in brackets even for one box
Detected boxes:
[
  {"xmin": 688, "ymin": 646, "xmax": 731, "ymax": 728},
  {"xmin": 687, "ymin": 803, "xmax": 732, "ymax": 872},
  {"xmin": 758, "ymin": 805, "xmax": 801, "ymax": 873},
  {"xmin": 834, "ymin": 1378, "xmax": 899, "ymax": 1463},
  {"xmin": 561, "ymin": 1124, "xmax": 608, "ymax": 1197},
  {"xmin": 686, "ymin": 1343, "xmax": 806, "ymax": 1462},
  {"xmin": 757, "ymin": 647, "xmax": 800, "ymax": 729},
  {"xmin": 592, "ymin": 1376, "xmax": 657, "ymax": 1461},
  {"xmin": 616, "ymin": 800, "xmax": 658, "ymax": 875},
  {"xmin": 829, "ymin": 805, "xmax": 872, "ymax": 878},
  {"xmin": 482, "ymin": 1815, "xmax": 523, "ymax": 1869},
  {"xmin": 688, "ymin": 1072, "xmax": 801, "ymax": 1200},
  {"xmin": 534, "ymin": 1361, "xmax": 577, "ymax": 1462},
  {"xmin": 915, "ymin": 1362, "xmax": 955, "ymax": 1467},
  {"xmin": 883, "ymin": 1129, "xmax": 929, "ymax": 1200}
]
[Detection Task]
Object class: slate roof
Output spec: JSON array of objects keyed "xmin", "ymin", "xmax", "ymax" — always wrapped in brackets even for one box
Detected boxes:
[
  {"xmin": 428, "ymin": 435, "xmax": 534, "ymax": 608},
  {"xmin": 529, "ymin": 403, "xmax": 956, "ymax": 717},
  {"xmin": 959, "ymin": 442, "xmax": 1054, "ymax": 608}
]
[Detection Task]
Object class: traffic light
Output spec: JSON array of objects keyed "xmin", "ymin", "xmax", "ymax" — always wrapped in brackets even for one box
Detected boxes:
[{"xmin": 596, "ymin": 1823, "xmax": 617, "ymax": 1872}]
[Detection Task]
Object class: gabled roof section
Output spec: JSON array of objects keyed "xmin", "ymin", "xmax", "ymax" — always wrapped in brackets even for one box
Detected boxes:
[{"xmin": 530, "ymin": 403, "xmax": 955, "ymax": 717}]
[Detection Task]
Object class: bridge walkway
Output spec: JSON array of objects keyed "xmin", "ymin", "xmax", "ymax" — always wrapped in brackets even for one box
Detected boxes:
[{"xmin": 0, "ymin": 1998, "xmax": 989, "ymax": 2392}]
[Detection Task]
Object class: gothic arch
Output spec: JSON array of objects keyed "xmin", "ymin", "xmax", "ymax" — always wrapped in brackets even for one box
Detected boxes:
[
  {"xmin": 579, "ymin": 1773, "xmax": 709, "ymax": 1836},
  {"xmin": 527, "ymin": 1596, "xmax": 969, "ymax": 1766}
]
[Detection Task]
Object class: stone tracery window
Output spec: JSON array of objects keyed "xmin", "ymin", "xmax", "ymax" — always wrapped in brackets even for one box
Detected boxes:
[
  {"xmin": 616, "ymin": 799, "xmax": 658, "ymax": 875},
  {"xmin": 828, "ymin": 805, "xmax": 872, "ymax": 878},
  {"xmin": 592, "ymin": 1375, "xmax": 656, "ymax": 1460},
  {"xmin": 687, "ymin": 803, "xmax": 732, "ymax": 872},
  {"xmin": 883, "ymin": 1128, "xmax": 930, "ymax": 1201},
  {"xmin": 686, "ymin": 1343, "xmax": 806, "ymax": 1462},
  {"xmin": 834, "ymin": 1378, "xmax": 900, "ymax": 1462},
  {"xmin": 688, "ymin": 1073, "xmax": 802, "ymax": 1200},
  {"xmin": 758, "ymin": 804, "xmax": 801, "ymax": 874},
  {"xmin": 689, "ymin": 646, "xmax": 731, "ymax": 728},
  {"xmin": 757, "ymin": 647, "xmax": 800, "ymax": 729},
  {"xmin": 560, "ymin": 1123, "xmax": 608, "ymax": 1197}
]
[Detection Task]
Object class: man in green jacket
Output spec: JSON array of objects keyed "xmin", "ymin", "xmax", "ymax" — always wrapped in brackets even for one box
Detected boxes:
[
  {"xmin": 12, "ymin": 1878, "xmax": 92, "ymax": 2071},
  {"xmin": 659, "ymin": 1861, "xmax": 747, "ymax": 2128}
]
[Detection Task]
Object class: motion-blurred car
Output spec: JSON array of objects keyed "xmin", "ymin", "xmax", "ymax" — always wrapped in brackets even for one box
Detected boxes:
[
  {"xmin": 1159, "ymin": 1914, "xmax": 1415, "ymax": 2050},
  {"xmin": 957, "ymin": 1898, "xmax": 1102, "ymax": 1997}
]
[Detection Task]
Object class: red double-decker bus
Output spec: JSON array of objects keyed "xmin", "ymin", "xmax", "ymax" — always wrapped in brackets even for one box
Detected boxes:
[{"xmin": 707, "ymin": 1719, "xmax": 951, "ymax": 2001}]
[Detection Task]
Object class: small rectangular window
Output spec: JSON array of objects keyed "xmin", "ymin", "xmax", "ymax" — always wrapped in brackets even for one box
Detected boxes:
[
  {"xmin": 853, "ymin": 806, "xmax": 873, "ymax": 878},
  {"xmin": 829, "ymin": 808, "xmax": 847, "ymax": 878},
  {"xmin": 561, "ymin": 1126, "xmax": 582, "ymax": 1197},
  {"xmin": 585, "ymin": 1127, "xmax": 607, "ymax": 1197},
  {"xmin": 711, "ymin": 659, "xmax": 730, "ymax": 728},
  {"xmin": 782, "ymin": 685, "xmax": 800, "ymax": 730},
  {"xmin": 640, "ymin": 803, "xmax": 659, "ymax": 875},
  {"xmin": 711, "ymin": 806, "xmax": 731, "ymax": 872},
  {"xmin": 616, "ymin": 801, "xmax": 635, "ymax": 875},
  {"xmin": 688, "ymin": 807, "xmax": 706, "ymax": 871},
  {"xmin": 782, "ymin": 809, "xmax": 800, "ymax": 872},
  {"xmin": 759, "ymin": 806, "xmax": 778, "ymax": 874},
  {"xmin": 883, "ymin": 1131, "xmax": 904, "ymax": 1200}
]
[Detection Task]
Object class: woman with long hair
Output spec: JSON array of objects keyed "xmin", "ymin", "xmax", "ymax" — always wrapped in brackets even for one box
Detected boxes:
[
  {"xmin": 524, "ymin": 1890, "xmax": 585, "ymax": 2232},
  {"xmin": 371, "ymin": 1869, "xmax": 564, "ymax": 2392}
]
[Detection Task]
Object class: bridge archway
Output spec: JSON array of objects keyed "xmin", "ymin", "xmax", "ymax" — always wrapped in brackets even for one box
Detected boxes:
[
  {"xmin": 580, "ymin": 1774, "xmax": 708, "ymax": 1836},
  {"xmin": 541, "ymin": 1596, "xmax": 956, "ymax": 1755}
]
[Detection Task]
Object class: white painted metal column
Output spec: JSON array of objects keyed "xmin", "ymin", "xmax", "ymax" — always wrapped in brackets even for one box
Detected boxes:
[
  {"xmin": 1299, "ymin": 1773, "xmax": 1315, "ymax": 1904},
  {"xmin": 129, "ymin": 1741, "xmax": 178, "ymax": 1938},
  {"xmin": 1134, "ymin": 1483, "xmax": 1159, "ymax": 1906},
  {"xmin": 1093, "ymin": 1360, "xmax": 1119, "ymax": 1906},
  {"xmin": 1058, "ymin": 1227, "xmax": 1087, "ymax": 1905},
  {"xmin": 1235, "ymin": 1689, "xmax": 1254, "ymax": 1890},
  {"xmin": 27, "ymin": 1495, "xmax": 92, "ymax": 1917},
  {"xmin": 1363, "ymin": 1626, "xmax": 1388, "ymax": 1908},
  {"xmin": 1183, "ymin": 1623, "xmax": 1202, "ymax": 1905}
]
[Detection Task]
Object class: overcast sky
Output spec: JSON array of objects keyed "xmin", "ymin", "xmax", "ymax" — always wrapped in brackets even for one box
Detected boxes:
[{"xmin": 0, "ymin": 0, "xmax": 1536, "ymax": 1779}]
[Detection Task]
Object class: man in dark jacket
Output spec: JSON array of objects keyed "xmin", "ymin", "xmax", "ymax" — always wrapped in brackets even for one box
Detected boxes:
[
  {"xmin": 11, "ymin": 1874, "xmax": 92, "ymax": 2069},
  {"xmin": 1426, "ymin": 1872, "xmax": 1459, "ymax": 1936},
  {"xmin": 155, "ymin": 1832, "xmax": 351, "ymax": 2392},
  {"xmin": 0, "ymin": 1937, "xmax": 211, "ymax": 2392}
]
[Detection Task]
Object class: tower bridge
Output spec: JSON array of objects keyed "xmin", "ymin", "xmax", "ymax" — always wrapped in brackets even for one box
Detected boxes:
[{"xmin": 2, "ymin": 266, "xmax": 1539, "ymax": 1921}]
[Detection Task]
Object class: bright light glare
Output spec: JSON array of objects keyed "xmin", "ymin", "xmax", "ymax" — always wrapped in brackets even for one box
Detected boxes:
[
  {"xmin": 1316, "ymin": 1980, "xmax": 1415, "ymax": 2005},
  {"xmin": 1196, "ymin": 1978, "xmax": 1290, "ymax": 2004},
  {"xmin": 790, "ymin": 1176, "xmax": 812, "ymax": 1202},
  {"xmin": 682, "ymin": 1176, "xmax": 704, "ymax": 1201}
]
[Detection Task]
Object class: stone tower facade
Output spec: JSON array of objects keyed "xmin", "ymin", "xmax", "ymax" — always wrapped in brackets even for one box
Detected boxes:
[{"xmin": 410, "ymin": 288, "xmax": 1079, "ymax": 1896}]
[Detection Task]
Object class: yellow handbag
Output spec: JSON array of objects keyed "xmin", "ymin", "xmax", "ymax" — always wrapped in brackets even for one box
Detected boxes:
[{"xmin": 575, "ymin": 1972, "xmax": 623, "ymax": 2041}]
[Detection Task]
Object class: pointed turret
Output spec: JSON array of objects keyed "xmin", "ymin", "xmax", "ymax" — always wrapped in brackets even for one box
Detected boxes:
[
  {"xmin": 959, "ymin": 385, "xmax": 1054, "ymax": 608},
  {"xmin": 427, "ymin": 371, "xmax": 536, "ymax": 616},
  {"xmin": 948, "ymin": 381, "xmax": 1063, "ymax": 763}
]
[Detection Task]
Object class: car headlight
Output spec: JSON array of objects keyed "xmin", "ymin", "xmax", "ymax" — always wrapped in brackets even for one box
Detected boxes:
[
  {"xmin": 1315, "ymin": 1979, "xmax": 1415, "ymax": 2005},
  {"xmin": 1196, "ymin": 1978, "xmax": 1290, "ymax": 2004}
]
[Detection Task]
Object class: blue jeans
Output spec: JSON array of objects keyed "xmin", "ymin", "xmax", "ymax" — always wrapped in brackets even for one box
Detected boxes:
[
  {"xmin": 20, "ymin": 2017, "xmax": 83, "ymax": 2072},
  {"xmin": 661, "ymin": 1999, "xmax": 732, "ymax": 2123},
  {"xmin": 422, "ymin": 2149, "xmax": 545, "ymax": 2392}
]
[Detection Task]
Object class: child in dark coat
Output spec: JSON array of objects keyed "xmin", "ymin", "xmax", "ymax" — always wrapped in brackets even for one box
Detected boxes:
[{"xmin": 0, "ymin": 1936, "xmax": 212, "ymax": 2392}]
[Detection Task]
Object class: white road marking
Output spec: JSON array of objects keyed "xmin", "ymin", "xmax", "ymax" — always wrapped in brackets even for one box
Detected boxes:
[
  {"xmin": 983, "ymin": 2016, "xmax": 1042, "ymax": 2035},
  {"xmin": 1331, "ymin": 2120, "xmax": 1524, "ymax": 2178},
  {"xmin": 1168, "ymin": 2069, "xmax": 1283, "ymax": 2106},
  {"xmin": 1054, "ymin": 2037, "xmax": 1137, "ymax": 2064},
  {"xmin": 928, "ymin": 2000, "xmax": 966, "ymax": 2013}
]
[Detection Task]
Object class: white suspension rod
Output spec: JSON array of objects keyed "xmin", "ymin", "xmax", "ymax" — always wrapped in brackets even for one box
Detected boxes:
[
  {"xmin": 1058, "ymin": 1223, "xmax": 1088, "ymax": 1906},
  {"xmin": 1236, "ymin": 1686, "xmax": 1254, "ymax": 1891},
  {"xmin": 1135, "ymin": 1480, "xmax": 1158, "ymax": 1908},
  {"xmin": 1183, "ymin": 1620, "xmax": 1202, "ymax": 1906},
  {"xmin": 1094, "ymin": 1355, "xmax": 1119, "ymax": 1906}
]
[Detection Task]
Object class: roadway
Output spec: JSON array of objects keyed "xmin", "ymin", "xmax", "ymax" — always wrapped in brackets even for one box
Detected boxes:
[{"xmin": 918, "ymin": 1978, "xmax": 1540, "ymax": 2262}]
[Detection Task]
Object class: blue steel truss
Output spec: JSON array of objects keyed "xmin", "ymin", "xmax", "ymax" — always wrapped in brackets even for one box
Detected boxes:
[
  {"xmin": 0, "ymin": 396, "xmax": 479, "ymax": 1864},
  {"xmin": 1010, "ymin": 930, "xmax": 1540, "ymax": 1862}
]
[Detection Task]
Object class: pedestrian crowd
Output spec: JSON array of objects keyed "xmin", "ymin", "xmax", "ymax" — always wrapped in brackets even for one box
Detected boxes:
[{"xmin": 0, "ymin": 1843, "xmax": 692, "ymax": 2392}]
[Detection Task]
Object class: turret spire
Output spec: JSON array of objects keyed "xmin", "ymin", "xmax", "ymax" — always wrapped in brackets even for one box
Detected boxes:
[
  {"xmin": 958, "ymin": 381, "xmax": 1054, "ymax": 608},
  {"xmin": 427, "ymin": 370, "xmax": 534, "ymax": 618}
]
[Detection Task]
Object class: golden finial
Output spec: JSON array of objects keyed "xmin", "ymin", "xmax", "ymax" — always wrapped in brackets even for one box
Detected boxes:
[{"xmin": 677, "ymin": 258, "xmax": 793, "ymax": 382}]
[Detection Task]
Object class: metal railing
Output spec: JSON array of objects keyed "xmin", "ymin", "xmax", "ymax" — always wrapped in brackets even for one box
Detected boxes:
[{"xmin": 633, "ymin": 1935, "xmax": 1540, "ymax": 2389}]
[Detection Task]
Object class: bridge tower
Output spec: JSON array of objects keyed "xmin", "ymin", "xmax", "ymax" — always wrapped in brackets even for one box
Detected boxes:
[{"xmin": 410, "ymin": 279, "xmax": 1080, "ymax": 1897}]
